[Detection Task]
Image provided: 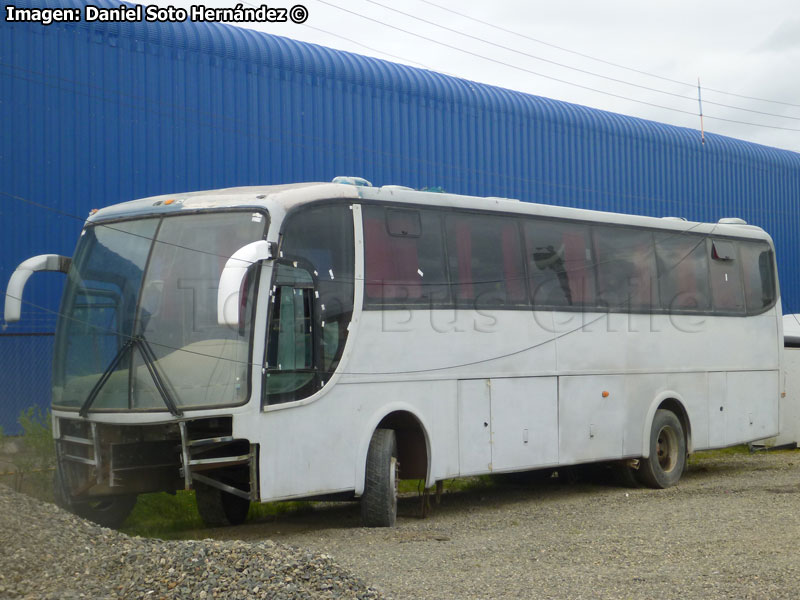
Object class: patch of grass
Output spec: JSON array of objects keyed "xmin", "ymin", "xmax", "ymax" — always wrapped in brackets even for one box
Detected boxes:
[
  {"xmin": 398, "ymin": 475, "xmax": 495, "ymax": 495},
  {"xmin": 689, "ymin": 444, "xmax": 750, "ymax": 464},
  {"xmin": 444, "ymin": 475, "xmax": 495, "ymax": 492},
  {"xmin": 120, "ymin": 478, "xmax": 499, "ymax": 538},
  {"xmin": 122, "ymin": 491, "xmax": 204, "ymax": 538},
  {"xmin": 122, "ymin": 491, "xmax": 317, "ymax": 539},
  {"xmin": 124, "ymin": 477, "xmax": 499, "ymax": 538},
  {"xmin": 248, "ymin": 499, "xmax": 315, "ymax": 520}
]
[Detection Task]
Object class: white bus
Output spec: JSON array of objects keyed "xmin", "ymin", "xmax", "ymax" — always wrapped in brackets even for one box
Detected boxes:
[{"xmin": 5, "ymin": 178, "xmax": 782, "ymax": 527}]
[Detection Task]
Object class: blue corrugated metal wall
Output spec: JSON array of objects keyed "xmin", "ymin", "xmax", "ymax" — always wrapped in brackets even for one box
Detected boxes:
[{"xmin": 2, "ymin": 0, "xmax": 800, "ymax": 432}]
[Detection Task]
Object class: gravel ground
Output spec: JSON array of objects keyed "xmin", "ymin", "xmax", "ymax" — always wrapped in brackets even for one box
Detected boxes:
[
  {"xmin": 204, "ymin": 449, "xmax": 800, "ymax": 600},
  {"xmin": 0, "ymin": 486, "xmax": 384, "ymax": 600}
]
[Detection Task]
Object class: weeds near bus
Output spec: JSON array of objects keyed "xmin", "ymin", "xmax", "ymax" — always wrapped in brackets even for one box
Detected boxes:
[
  {"xmin": 123, "ymin": 493, "xmax": 315, "ymax": 539},
  {"xmin": 688, "ymin": 445, "xmax": 750, "ymax": 463},
  {"xmin": 121, "ymin": 491, "xmax": 205, "ymax": 538},
  {"xmin": 0, "ymin": 406, "xmax": 55, "ymax": 499}
]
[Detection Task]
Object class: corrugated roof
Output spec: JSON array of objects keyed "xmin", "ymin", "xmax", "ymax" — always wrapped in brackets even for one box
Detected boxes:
[{"xmin": 18, "ymin": 0, "xmax": 799, "ymax": 171}]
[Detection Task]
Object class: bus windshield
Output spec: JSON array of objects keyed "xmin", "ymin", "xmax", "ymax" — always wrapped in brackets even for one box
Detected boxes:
[{"xmin": 52, "ymin": 211, "xmax": 267, "ymax": 411}]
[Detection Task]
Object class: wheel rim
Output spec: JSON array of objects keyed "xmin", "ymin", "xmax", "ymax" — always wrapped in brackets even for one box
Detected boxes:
[{"xmin": 656, "ymin": 426, "xmax": 679, "ymax": 473}]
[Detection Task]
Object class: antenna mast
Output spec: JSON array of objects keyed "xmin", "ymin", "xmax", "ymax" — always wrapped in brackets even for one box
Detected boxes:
[{"xmin": 697, "ymin": 77, "xmax": 705, "ymax": 145}]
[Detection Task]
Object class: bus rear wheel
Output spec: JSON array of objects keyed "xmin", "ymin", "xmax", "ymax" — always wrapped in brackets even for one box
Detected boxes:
[
  {"xmin": 637, "ymin": 409, "xmax": 686, "ymax": 489},
  {"xmin": 361, "ymin": 428, "xmax": 398, "ymax": 527}
]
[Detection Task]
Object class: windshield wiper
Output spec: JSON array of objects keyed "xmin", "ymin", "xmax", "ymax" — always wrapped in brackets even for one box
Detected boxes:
[
  {"xmin": 79, "ymin": 337, "xmax": 136, "ymax": 417},
  {"xmin": 136, "ymin": 335, "xmax": 182, "ymax": 417},
  {"xmin": 79, "ymin": 335, "xmax": 183, "ymax": 418}
]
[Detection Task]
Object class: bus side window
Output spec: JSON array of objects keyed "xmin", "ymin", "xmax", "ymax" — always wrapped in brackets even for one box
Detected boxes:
[
  {"xmin": 739, "ymin": 241, "xmax": 776, "ymax": 314},
  {"xmin": 445, "ymin": 213, "xmax": 527, "ymax": 308},
  {"xmin": 523, "ymin": 220, "xmax": 595, "ymax": 308},
  {"xmin": 655, "ymin": 233, "xmax": 710, "ymax": 312},
  {"xmin": 363, "ymin": 206, "xmax": 449, "ymax": 307},
  {"xmin": 708, "ymin": 238, "xmax": 745, "ymax": 313},
  {"xmin": 593, "ymin": 226, "xmax": 656, "ymax": 310}
]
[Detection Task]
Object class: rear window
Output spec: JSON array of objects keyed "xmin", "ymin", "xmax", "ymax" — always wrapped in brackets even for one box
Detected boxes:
[
  {"xmin": 708, "ymin": 238, "xmax": 745, "ymax": 313},
  {"xmin": 739, "ymin": 241, "xmax": 776, "ymax": 314}
]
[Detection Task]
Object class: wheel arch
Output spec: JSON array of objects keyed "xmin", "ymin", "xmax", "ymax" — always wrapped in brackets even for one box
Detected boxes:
[
  {"xmin": 355, "ymin": 403, "xmax": 432, "ymax": 496},
  {"xmin": 641, "ymin": 393, "xmax": 692, "ymax": 458}
]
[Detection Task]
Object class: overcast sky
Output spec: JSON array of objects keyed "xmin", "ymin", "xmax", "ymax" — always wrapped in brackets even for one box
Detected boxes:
[{"xmin": 167, "ymin": 0, "xmax": 800, "ymax": 153}]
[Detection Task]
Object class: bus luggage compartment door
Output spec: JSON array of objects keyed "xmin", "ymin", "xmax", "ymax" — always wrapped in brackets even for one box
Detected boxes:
[
  {"xmin": 490, "ymin": 377, "xmax": 558, "ymax": 472},
  {"xmin": 457, "ymin": 379, "xmax": 492, "ymax": 475},
  {"xmin": 457, "ymin": 377, "xmax": 559, "ymax": 475},
  {"xmin": 558, "ymin": 375, "xmax": 624, "ymax": 464}
]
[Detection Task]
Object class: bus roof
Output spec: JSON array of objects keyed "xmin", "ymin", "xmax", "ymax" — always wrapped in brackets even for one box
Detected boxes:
[{"xmin": 89, "ymin": 180, "xmax": 771, "ymax": 242}]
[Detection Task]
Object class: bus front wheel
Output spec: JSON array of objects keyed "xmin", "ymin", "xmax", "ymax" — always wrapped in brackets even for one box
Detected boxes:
[
  {"xmin": 195, "ymin": 482, "xmax": 250, "ymax": 527},
  {"xmin": 361, "ymin": 428, "xmax": 398, "ymax": 527},
  {"xmin": 637, "ymin": 409, "xmax": 686, "ymax": 489},
  {"xmin": 54, "ymin": 468, "xmax": 136, "ymax": 529}
]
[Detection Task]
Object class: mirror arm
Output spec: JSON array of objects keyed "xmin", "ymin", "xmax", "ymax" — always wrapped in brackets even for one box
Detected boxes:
[
  {"xmin": 4, "ymin": 254, "xmax": 72, "ymax": 323},
  {"xmin": 217, "ymin": 240, "xmax": 273, "ymax": 326}
]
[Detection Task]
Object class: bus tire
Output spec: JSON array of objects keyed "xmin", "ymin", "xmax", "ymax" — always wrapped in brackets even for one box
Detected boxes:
[
  {"xmin": 54, "ymin": 468, "xmax": 136, "ymax": 528},
  {"xmin": 53, "ymin": 466, "xmax": 72, "ymax": 511},
  {"xmin": 53, "ymin": 468, "xmax": 136, "ymax": 529},
  {"xmin": 637, "ymin": 409, "xmax": 686, "ymax": 489},
  {"xmin": 361, "ymin": 428, "xmax": 398, "ymax": 527},
  {"xmin": 195, "ymin": 482, "xmax": 250, "ymax": 527},
  {"xmin": 610, "ymin": 461, "xmax": 641, "ymax": 488}
]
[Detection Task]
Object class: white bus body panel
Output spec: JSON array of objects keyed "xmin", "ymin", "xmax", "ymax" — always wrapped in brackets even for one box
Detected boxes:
[
  {"xmin": 774, "ymin": 348, "xmax": 800, "ymax": 446},
  {"xmin": 764, "ymin": 315, "xmax": 800, "ymax": 447},
  {"xmin": 250, "ymin": 381, "xmax": 456, "ymax": 501},
  {"xmin": 244, "ymin": 304, "xmax": 780, "ymax": 501}
]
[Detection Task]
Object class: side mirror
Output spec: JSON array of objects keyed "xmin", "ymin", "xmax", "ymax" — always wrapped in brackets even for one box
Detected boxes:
[
  {"xmin": 217, "ymin": 240, "xmax": 274, "ymax": 326},
  {"xmin": 4, "ymin": 254, "xmax": 71, "ymax": 323}
]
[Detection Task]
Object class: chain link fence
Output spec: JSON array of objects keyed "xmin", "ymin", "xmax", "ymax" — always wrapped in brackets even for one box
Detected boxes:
[{"xmin": 0, "ymin": 333, "xmax": 54, "ymax": 436}]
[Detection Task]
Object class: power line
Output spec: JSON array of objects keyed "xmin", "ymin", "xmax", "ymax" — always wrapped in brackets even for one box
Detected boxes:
[
  {"xmin": 2, "ymin": 11, "xmax": 799, "ymax": 206},
  {"xmin": 417, "ymin": 0, "xmax": 800, "ymax": 110},
  {"xmin": 310, "ymin": 1, "xmax": 691, "ymax": 115},
  {"xmin": 3, "ymin": 13, "xmax": 799, "ymax": 137},
  {"xmin": 239, "ymin": 0, "xmax": 437, "ymax": 71},
  {"xmin": 1, "ymin": 63, "xmax": 726, "ymax": 213},
  {"xmin": 312, "ymin": 0, "xmax": 800, "ymax": 132},
  {"xmin": 303, "ymin": 24, "xmax": 434, "ymax": 71},
  {"xmin": 361, "ymin": 0, "xmax": 800, "ymax": 123}
]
